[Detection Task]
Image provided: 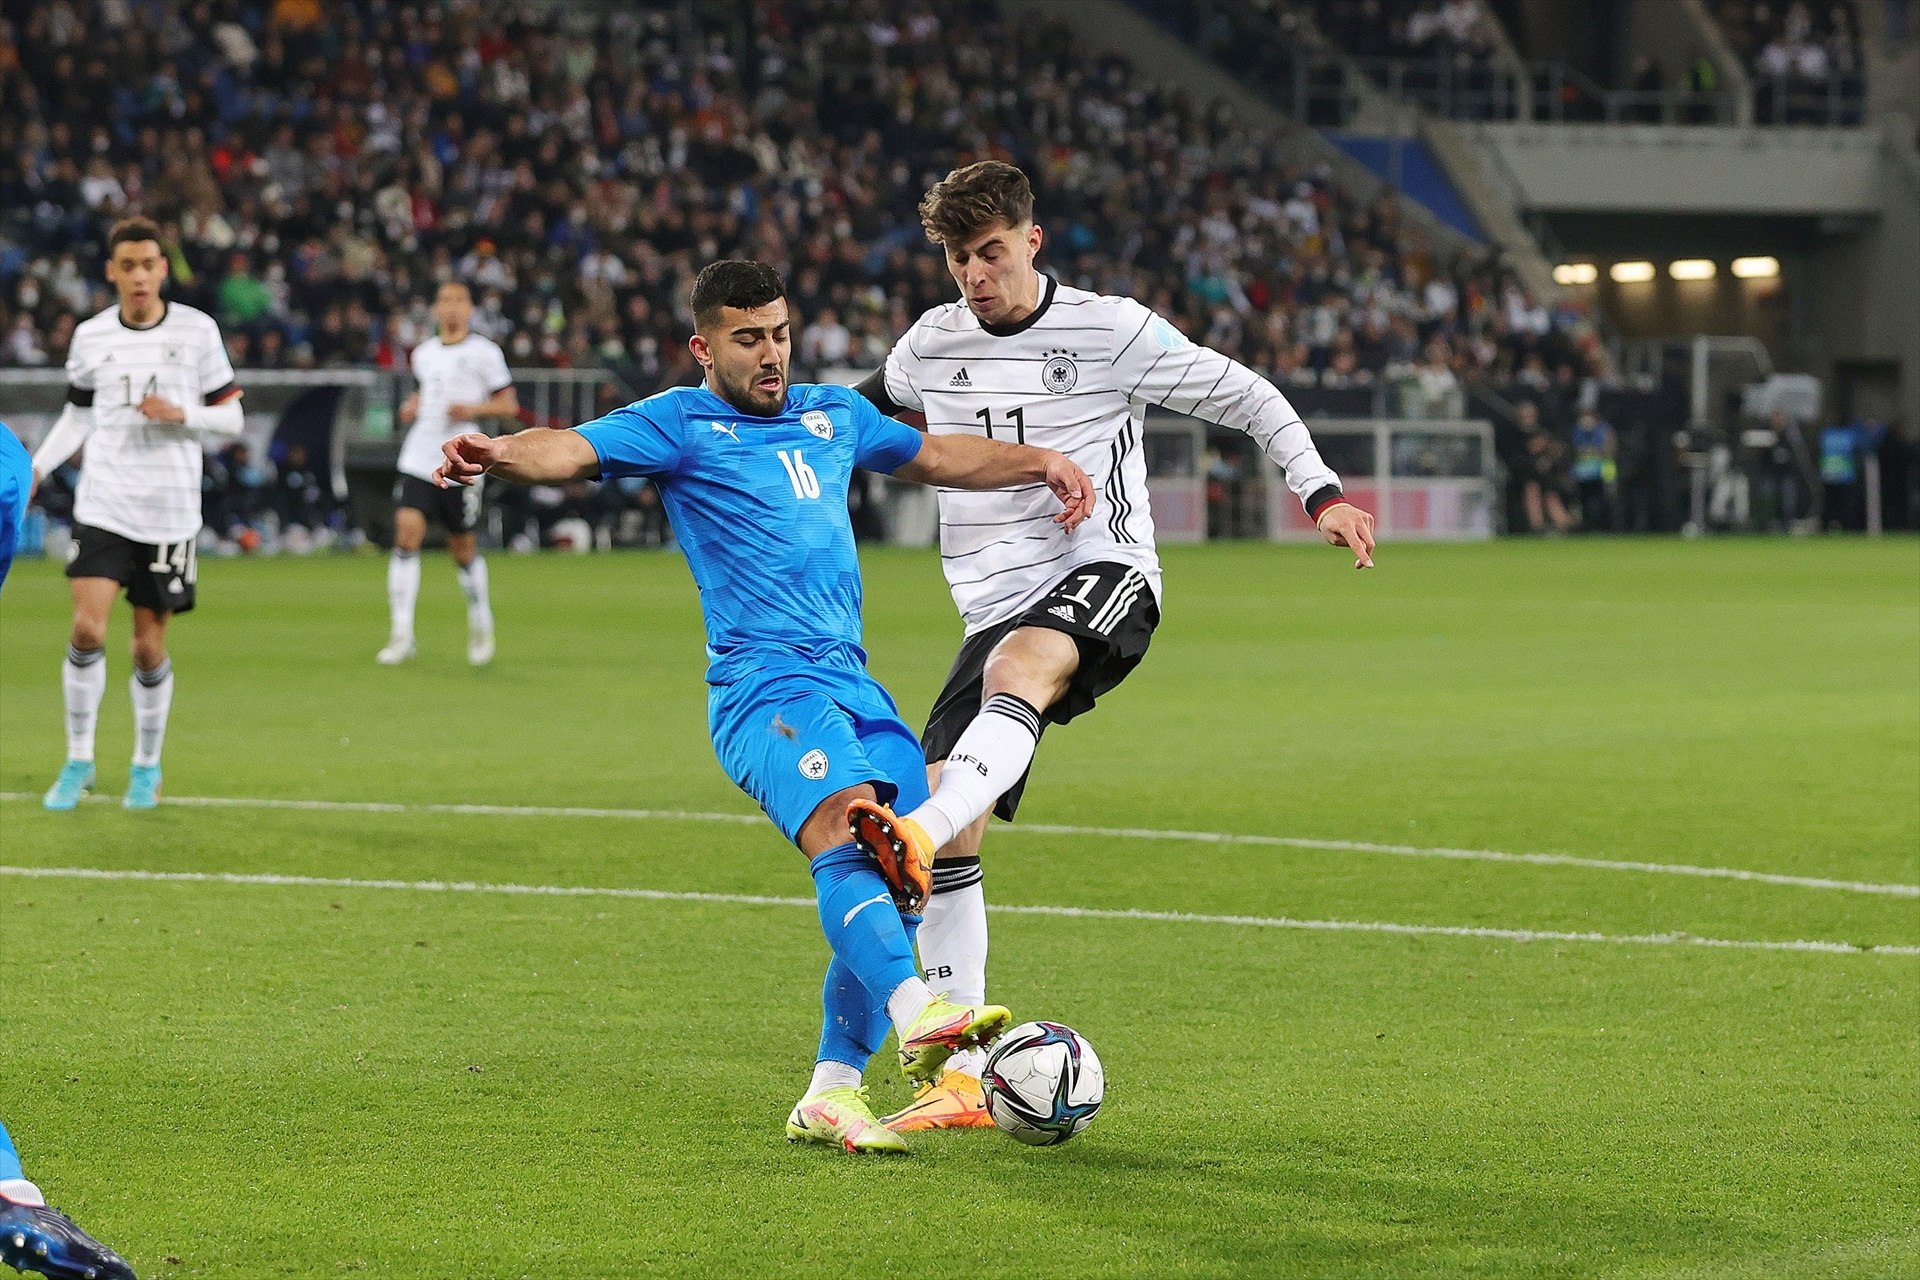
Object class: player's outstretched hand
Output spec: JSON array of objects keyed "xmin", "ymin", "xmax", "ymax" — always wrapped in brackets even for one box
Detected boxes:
[
  {"xmin": 436, "ymin": 432, "xmax": 499, "ymax": 487},
  {"xmin": 1317, "ymin": 502, "xmax": 1376, "ymax": 568},
  {"xmin": 1043, "ymin": 453, "xmax": 1096, "ymax": 531}
]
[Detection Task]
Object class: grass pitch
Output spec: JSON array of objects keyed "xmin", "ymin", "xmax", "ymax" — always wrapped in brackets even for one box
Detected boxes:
[{"xmin": 1, "ymin": 538, "xmax": 1915, "ymax": 1278}]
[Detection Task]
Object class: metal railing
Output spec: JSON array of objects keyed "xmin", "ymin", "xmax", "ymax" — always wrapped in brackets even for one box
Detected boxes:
[
  {"xmin": 1266, "ymin": 418, "xmax": 1497, "ymax": 541},
  {"xmin": 371, "ymin": 367, "xmax": 617, "ymax": 442}
]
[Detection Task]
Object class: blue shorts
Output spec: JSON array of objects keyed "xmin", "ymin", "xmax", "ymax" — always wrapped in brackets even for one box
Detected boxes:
[{"xmin": 710, "ymin": 662, "xmax": 931, "ymax": 845}]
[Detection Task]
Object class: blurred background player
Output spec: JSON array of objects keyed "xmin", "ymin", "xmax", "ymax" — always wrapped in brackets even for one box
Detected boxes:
[
  {"xmin": 30, "ymin": 217, "xmax": 243, "ymax": 813},
  {"xmin": 848, "ymin": 162, "xmax": 1374, "ymax": 1131},
  {"xmin": 434, "ymin": 260, "xmax": 1096, "ymax": 1153},
  {"xmin": 380, "ymin": 282, "xmax": 517, "ymax": 666},
  {"xmin": 0, "ymin": 1119, "xmax": 134, "ymax": 1280}
]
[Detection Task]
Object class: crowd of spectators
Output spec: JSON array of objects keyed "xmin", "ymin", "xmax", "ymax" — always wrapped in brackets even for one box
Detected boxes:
[
  {"xmin": 1, "ymin": 0, "xmax": 1596, "ymax": 403},
  {"xmin": 1715, "ymin": 0, "xmax": 1865, "ymax": 122}
]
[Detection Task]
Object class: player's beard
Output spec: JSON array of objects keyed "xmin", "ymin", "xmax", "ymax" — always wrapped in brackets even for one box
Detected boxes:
[{"xmin": 718, "ymin": 363, "xmax": 786, "ymax": 417}]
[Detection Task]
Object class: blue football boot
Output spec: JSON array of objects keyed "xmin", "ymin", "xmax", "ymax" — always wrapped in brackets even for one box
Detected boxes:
[
  {"xmin": 0, "ymin": 1196, "xmax": 135, "ymax": 1280},
  {"xmin": 41, "ymin": 762, "xmax": 94, "ymax": 812},
  {"xmin": 121, "ymin": 766, "xmax": 161, "ymax": 812}
]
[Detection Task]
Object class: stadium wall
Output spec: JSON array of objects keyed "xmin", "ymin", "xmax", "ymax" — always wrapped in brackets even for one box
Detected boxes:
[{"xmin": 1803, "ymin": 129, "xmax": 1920, "ymax": 431}]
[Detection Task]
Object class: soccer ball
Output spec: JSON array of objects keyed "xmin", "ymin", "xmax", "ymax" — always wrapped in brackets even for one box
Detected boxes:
[{"xmin": 980, "ymin": 1021, "xmax": 1104, "ymax": 1146}]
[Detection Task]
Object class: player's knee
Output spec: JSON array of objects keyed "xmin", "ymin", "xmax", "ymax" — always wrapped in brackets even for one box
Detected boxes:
[
  {"xmin": 69, "ymin": 619, "xmax": 106, "ymax": 651},
  {"xmin": 797, "ymin": 784, "xmax": 878, "ymax": 855},
  {"xmin": 937, "ymin": 814, "xmax": 990, "ymax": 861},
  {"xmin": 131, "ymin": 637, "xmax": 167, "ymax": 670},
  {"xmin": 982, "ymin": 642, "xmax": 1073, "ymax": 708}
]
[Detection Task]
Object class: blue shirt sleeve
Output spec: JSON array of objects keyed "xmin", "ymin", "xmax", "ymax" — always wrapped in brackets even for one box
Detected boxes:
[
  {"xmin": 573, "ymin": 396, "xmax": 685, "ymax": 480},
  {"xmin": 846, "ymin": 391, "xmax": 925, "ymax": 474}
]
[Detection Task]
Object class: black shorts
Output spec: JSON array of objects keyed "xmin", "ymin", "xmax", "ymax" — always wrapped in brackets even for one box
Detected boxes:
[
  {"xmin": 65, "ymin": 523, "xmax": 198, "ymax": 614},
  {"xmin": 922, "ymin": 560, "xmax": 1158, "ymax": 821},
  {"xmin": 394, "ymin": 473, "xmax": 484, "ymax": 534}
]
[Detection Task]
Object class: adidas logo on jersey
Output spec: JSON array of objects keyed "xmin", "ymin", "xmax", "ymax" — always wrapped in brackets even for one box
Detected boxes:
[
  {"xmin": 949, "ymin": 368, "xmax": 971, "ymax": 387},
  {"xmin": 1048, "ymin": 604, "xmax": 1076, "ymax": 622}
]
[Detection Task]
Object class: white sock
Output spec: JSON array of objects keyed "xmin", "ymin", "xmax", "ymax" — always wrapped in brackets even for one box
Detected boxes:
[
  {"xmin": 387, "ymin": 549, "xmax": 420, "ymax": 640},
  {"xmin": 921, "ymin": 861, "xmax": 990, "ymax": 1078},
  {"xmin": 921, "ymin": 864, "xmax": 988, "ymax": 1005},
  {"xmin": 0, "ymin": 1178, "xmax": 45, "ymax": 1207},
  {"xmin": 457, "ymin": 556, "xmax": 492, "ymax": 630},
  {"xmin": 803, "ymin": 1060, "xmax": 863, "ymax": 1099},
  {"xmin": 884, "ymin": 975, "xmax": 935, "ymax": 1036},
  {"xmin": 62, "ymin": 645, "xmax": 107, "ymax": 762},
  {"xmin": 131, "ymin": 659, "xmax": 174, "ymax": 768},
  {"xmin": 908, "ymin": 693, "xmax": 1042, "ymax": 850}
]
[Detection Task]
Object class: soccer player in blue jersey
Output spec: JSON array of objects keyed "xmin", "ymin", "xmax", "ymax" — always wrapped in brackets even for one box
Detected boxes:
[
  {"xmin": 0, "ymin": 424, "xmax": 30, "ymax": 590},
  {"xmin": 2, "ymin": 433, "xmax": 136, "ymax": 1277},
  {"xmin": 435, "ymin": 261, "xmax": 1096, "ymax": 1153}
]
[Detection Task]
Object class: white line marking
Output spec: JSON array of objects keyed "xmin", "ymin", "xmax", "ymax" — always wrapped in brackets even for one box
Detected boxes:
[
  {"xmin": 5, "ymin": 791, "xmax": 1913, "ymax": 898},
  {"xmin": 2, "ymin": 864, "xmax": 1911, "ymax": 957}
]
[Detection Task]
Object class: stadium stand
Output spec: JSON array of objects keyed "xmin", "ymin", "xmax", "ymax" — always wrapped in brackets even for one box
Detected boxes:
[
  {"xmin": 2, "ymin": 0, "xmax": 1911, "ymax": 540},
  {"xmin": 1717, "ymin": 0, "xmax": 1867, "ymax": 123},
  {"xmin": 1, "ymin": 0, "xmax": 1590, "ymax": 391}
]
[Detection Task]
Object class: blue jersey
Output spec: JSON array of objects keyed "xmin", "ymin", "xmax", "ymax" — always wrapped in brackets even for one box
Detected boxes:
[
  {"xmin": 575, "ymin": 383, "xmax": 924, "ymax": 684},
  {"xmin": 0, "ymin": 424, "xmax": 31, "ymax": 589}
]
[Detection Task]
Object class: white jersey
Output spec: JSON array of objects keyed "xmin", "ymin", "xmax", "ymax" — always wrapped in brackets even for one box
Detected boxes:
[
  {"xmin": 398, "ymin": 333, "xmax": 513, "ymax": 481},
  {"xmin": 64, "ymin": 301, "xmax": 238, "ymax": 543},
  {"xmin": 881, "ymin": 276, "xmax": 1342, "ymax": 631}
]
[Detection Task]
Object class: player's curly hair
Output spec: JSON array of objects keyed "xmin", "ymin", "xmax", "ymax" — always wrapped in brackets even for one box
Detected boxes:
[
  {"xmin": 691, "ymin": 260, "xmax": 786, "ymax": 330},
  {"xmin": 918, "ymin": 161, "xmax": 1035, "ymax": 245},
  {"xmin": 107, "ymin": 216, "xmax": 164, "ymax": 251}
]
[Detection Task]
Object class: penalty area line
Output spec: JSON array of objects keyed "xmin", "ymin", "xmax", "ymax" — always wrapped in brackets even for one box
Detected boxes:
[
  {"xmin": 2, "ymin": 864, "xmax": 1914, "ymax": 958},
  {"xmin": 2, "ymin": 790, "xmax": 1914, "ymax": 899}
]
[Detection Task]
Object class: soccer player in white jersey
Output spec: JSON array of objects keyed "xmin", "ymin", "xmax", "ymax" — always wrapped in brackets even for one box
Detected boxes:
[
  {"xmin": 379, "ymin": 281, "xmax": 517, "ymax": 666},
  {"xmin": 847, "ymin": 162, "xmax": 1377, "ymax": 1129},
  {"xmin": 32, "ymin": 217, "xmax": 245, "ymax": 812}
]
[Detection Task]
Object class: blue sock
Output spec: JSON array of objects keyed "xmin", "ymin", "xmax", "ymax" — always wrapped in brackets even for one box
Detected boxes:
[
  {"xmin": 0, "ymin": 1117, "xmax": 23, "ymax": 1183},
  {"xmin": 808, "ymin": 842, "xmax": 920, "ymax": 1065},
  {"xmin": 817, "ymin": 912, "xmax": 920, "ymax": 1069}
]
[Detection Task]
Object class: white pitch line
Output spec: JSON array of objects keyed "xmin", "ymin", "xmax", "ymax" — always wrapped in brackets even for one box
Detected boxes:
[
  {"xmin": 4, "ymin": 791, "xmax": 1914, "ymax": 898},
  {"xmin": 3, "ymin": 864, "xmax": 1914, "ymax": 957}
]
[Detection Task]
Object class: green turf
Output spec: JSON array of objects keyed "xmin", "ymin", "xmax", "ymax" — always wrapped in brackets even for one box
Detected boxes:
[{"xmin": 1, "ymin": 538, "xmax": 1915, "ymax": 1278}]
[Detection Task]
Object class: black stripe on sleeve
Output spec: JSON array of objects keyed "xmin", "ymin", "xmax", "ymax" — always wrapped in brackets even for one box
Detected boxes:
[
  {"xmin": 204, "ymin": 382, "xmax": 242, "ymax": 405},
  {"xmin": 68, "ymin": 385, "xmax": 94, "ymax": 407},
  {"xmin": 852, "ymin": 367, "xmax": 907, "ymax": 417},
  {"xmin": 486, "ymin": 382, "xmax": 514, "ymax": 397},
  {"xmin": 1304, "ymin": 484, "xmax": 1346, "ymax": 520}
]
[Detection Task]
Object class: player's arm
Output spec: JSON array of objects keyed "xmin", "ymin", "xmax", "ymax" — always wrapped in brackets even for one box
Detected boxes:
[
  {"xmin": 1115, "ymin": 305, "xmax": 1374, "ymax": 567},
  {"xmin": 852, "ymin": 368, "xmax": 927, "ymax": 429},
  {"xmin": 435, "ymin": 427, "xmax": 598, "ymax": 487},
  {"xmin": 851, "ymin": 328, "xmax": 931, "ymax": 428},
  {"xmin": 398, "ymin": 392, "xmax": 419, "ymax": 426},
  {"xmin": 37, "ymin": 344, "xmax": 99, "ymax": 491},
  {"xmin": 30, "ymin": 400, "xmax": 94, "ymax": 494},
  {"xmin": 139, "ymin": 386, "xmax": 244, "ymax": 435},
  {"xmin": 448, "ymin": 385, "xmax": 519, "ymax": 424},
  {"xmin": 892, "ymin": 433, "xmax": 1095, "ymax": 531}
]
